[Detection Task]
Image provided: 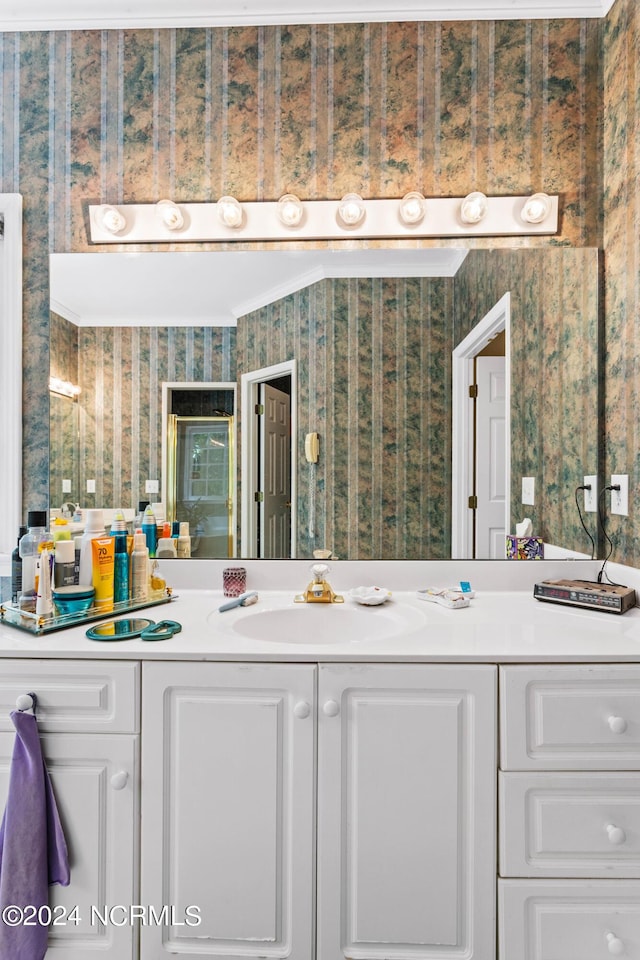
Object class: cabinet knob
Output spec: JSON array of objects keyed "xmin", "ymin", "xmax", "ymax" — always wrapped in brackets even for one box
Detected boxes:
[
  {"xmin": 323, "ymin": 699, "xmax": 340, "ymax": 717},
  {"xmin": 606, "ymin": 932, "xmax": 625, "ymax": 955},
  {"xmin": 110, "ymin": 771, "xmax": 129, "ymax": 791},
  {"xmin": 293, "ymin": 700, "xmax": 311, "ymax": 719},
  {"xmin": 607, "ymin": 715, "xmax": 628, "ymax": 734},
  {"xmin": 605, "ymin": 823, "xmax": 626, "ymax": 845}
]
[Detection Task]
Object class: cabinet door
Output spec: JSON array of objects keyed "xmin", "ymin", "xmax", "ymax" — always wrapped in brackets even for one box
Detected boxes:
[
  {"xmin": 317, "ymin": 663, "xmax": 496, "ymax": 960},
  {"xmin": 141, "ymin": 661, "xmax": 316, "ymax": 960},
  {"xmin": 0, "ymin": 732, "xmax": 138, "ymax": 959}
]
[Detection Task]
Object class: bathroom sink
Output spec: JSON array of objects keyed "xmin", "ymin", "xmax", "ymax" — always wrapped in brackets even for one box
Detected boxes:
[{"xmin": 212, "ymin": 600, "xmax": 427, "ymax": 644}]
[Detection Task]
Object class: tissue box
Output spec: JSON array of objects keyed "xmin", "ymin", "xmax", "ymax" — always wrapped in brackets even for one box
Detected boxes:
[{"xmin": 506, "ymin": 535, "xmax": 544, "ymax": 560}]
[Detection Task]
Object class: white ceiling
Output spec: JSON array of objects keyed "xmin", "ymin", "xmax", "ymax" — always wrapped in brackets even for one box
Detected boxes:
[
  {"xmin": 0, "ymin": 0, "xmax": 616, "ymax": 31},
  {"xmin": 50, "ymin": 249, "xmax": 468, "ymax": 327}
]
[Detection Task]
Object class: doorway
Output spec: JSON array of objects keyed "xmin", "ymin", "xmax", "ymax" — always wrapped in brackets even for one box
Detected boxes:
[
  {"xmin": 240, "ymin": 360, "xmax": 297, "ymax": 558},
  {"xmin": 451, "ymin": 294, "xmax": 511, "ymax": 559}
]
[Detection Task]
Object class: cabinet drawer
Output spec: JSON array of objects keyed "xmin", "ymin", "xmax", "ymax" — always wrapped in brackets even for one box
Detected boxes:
[
  {"xmin": 0, "ymin": 659, "xmax": 139, "ymax": 733},
  {"xmin": 499, "ymin": 879, "xmax": 640, "ymax": 960},
  {"xmin": 499, "ymin": 772, "xmax": 640, "ymax": 878},
  {"xmin": 500, "ymin": 665, "xmax": 640, "ymax": 770}
]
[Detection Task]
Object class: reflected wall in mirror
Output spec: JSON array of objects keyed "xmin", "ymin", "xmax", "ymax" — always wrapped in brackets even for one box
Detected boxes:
[{"xmin": 50, "ymin": 246, "xmax": 601, "ymax": 560}]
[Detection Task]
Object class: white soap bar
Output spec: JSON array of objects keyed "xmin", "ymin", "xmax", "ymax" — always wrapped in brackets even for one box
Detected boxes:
[{"xmin": 417, "ymin": 588, "xmax": 470, "ymax": 610}]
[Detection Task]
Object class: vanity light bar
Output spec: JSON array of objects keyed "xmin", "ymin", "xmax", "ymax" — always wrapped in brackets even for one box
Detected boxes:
[{"xmin": 87, "ymin": 195, "xmax": 559, "ymax": 244}]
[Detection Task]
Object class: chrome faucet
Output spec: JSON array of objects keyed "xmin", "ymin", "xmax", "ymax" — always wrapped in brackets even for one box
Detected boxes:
[{"xmin": 294, "ymin": 563, "xmax": 344, "ymax": 604}]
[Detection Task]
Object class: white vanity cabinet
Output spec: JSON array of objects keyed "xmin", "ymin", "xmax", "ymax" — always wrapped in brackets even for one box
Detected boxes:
[
  {"xmin": 140, "ymin": 661, "xmax": 497, "ymax": 960},
  {"xmin": 0, "ymin": 659, "xmax": 140, "ymax": 959},
  {"xmin": 498, "ymin": 664, "xmax": 640, "ymax": 959}
]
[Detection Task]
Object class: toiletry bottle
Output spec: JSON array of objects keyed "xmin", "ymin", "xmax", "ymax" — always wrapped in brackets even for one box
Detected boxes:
[
  {"xmin": 52, "ymin": 517, "xmax": 71, "ymax": 541},
  {"xmin": 141, "ymin": 504, "xmax": 157, "ymax": 559},
  {"xmin": 135, "ymin": 500, "xmax": 149, "ymax": 528},
  {"xmin": 110, "ymin": 509, "xmax": 130, "ymax": 604},
  {"xmin": 19, "ymin": 511, "xmax": 49, "ymax": 609},
  {"xmin": 11, "ymin": 526, "xmax": 27, "ymax": 603},
  {"xmin": 131, "ymin": 531, "xmax": 149, "ymax": 601},
  {"xmin": 54, "ymin": 539, "xmax": 76, "ymax": 588},
  {"xmin": 177, "ymin": 521, "xmax": 191, "ymax": 559},
  {"xmin": 78, "ymin": 508, "xmax": 106, "ymax": 586},
  {"xmin": 36, "ymin": 546, "xmax": 54, "ymax": 617},
  {"xmin": 156, "ymin": 536, "xmax": 177, "ymax": 559},
  {"xmin": 149, "ymin": 559, "xmax": 166, "ymax": 598}
]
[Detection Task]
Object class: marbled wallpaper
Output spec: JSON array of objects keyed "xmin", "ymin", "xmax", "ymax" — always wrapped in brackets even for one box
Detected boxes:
[{"xmin": 0, "ymin": 19, "xmax": 606, "ymax": 551}]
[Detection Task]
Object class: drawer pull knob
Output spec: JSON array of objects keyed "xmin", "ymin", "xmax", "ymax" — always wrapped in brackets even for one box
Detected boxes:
[
  {"xmin": 323, "ymin": 700, "xmax": 340, "ymax": 717},
  {"xmin": 606, "ymin": 933, "xmax": 625, "ymax": 955},
  {"xmin": 606, "ymin": 823, "xmax": 626, "ymax": 845},
  {"xmin": 293, "ymin": 701, "xmax": 311, "ymax": 719},
  {"xmin": 110, "ymin": 771, "xmax": 129, "ymax": 791},
  {"xmin": 607, "ymin": 715, "xmax": 628, "ymax": 734}
]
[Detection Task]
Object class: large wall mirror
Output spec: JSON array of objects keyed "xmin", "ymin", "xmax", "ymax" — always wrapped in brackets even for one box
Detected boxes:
[{"xmin": 49, "ymin": 245, "xmax": 601, "ymax": 561}]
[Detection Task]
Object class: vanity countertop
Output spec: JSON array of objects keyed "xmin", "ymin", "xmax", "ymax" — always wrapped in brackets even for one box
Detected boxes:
[{"xmin": 1, "ymin": 588, "xmax": 639, "ymax": 662}]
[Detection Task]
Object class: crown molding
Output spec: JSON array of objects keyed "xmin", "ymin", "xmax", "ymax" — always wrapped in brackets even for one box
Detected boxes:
[{"xmin": 0, "ymin": 0, "xmax": 617, "ymax": 31}]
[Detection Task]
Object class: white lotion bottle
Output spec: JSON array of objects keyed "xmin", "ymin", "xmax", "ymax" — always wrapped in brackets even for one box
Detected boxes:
[{"xmin": 78, "ymin": 508, "xmax": 105, "ymax": 587}]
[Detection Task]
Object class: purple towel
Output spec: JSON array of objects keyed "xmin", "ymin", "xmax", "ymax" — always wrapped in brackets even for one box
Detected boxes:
[{"xmin": 0, "ymin": 710, "xmax": 70, "ymax": 960}]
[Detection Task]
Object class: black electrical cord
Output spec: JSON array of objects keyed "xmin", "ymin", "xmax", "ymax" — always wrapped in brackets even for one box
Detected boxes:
[
  {"xmin": 574, "ymin": 484, "xmax": 596, "ymax": 560},
  {"xmin": 596, "ymin": 484, "xmax": 626, "ymax": 585}
]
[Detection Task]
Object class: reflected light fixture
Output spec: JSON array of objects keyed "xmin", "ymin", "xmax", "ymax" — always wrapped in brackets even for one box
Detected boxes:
[
  {"xmin": 217, "ymin": 195, "xmax": 244, "ymax": 228},
  {"xmin": 276, "ymin": 194, "xmax": 304, "ymax": 227},
  {"xmin": 398, "ymin": 191, "xmax": 426, "ymax": 225},
  {"xmin": 521, "ymin": 192, "xmax": 552, "ymax": 224},
  {"xmin": 156, "ymin": 199, "xmax": 184, "ymax": 231},
  {"xmin": 337, "ymin": 193, "xmax": 366, "ymax": 228},
  {"xmin": 460, "ymin": 191, "xmax": 488, "ymax": 224},
  {"xmin": 98, "ymin": 204, "xmax": 127, "ymax": 235},
  {"xmin": 49, "ymin": 376, "xmax": 81, "ymax": 399}
]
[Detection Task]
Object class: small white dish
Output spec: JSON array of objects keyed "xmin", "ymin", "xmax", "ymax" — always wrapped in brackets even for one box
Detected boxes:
[{"xmin": 349, "ymin": 586, "xmax": 392, "ymax": 606}]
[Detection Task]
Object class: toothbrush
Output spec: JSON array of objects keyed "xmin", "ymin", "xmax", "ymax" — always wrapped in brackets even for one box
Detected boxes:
[{"xmin": 218, "ymin": 591, "xmax": 259, "ymax": 613}]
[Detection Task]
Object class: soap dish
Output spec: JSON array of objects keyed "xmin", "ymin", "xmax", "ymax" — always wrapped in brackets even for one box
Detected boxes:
[{"xmin": 349, "ymin": 586, "xmax": 392, "ymax": 606}]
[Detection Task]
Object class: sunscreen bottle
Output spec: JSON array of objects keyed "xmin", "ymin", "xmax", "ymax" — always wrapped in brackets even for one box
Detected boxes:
[{"xmin": 91, "ymin": 536, "xmax": 115, "ymax": 612}]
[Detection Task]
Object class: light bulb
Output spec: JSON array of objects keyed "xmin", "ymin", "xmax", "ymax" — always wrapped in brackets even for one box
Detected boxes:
[
  {"xmin": 337, "ymin": 193, "xmax": 365, "ymax": 227},
  {"xmin": 217, "ymin": 196, "xmax": 244, "ymax": 228},
  {"xmin": 521, "ymin": 192, "xmax": 551, "ymax": 224},
  {"xmin": 398, "ymin": 191, "xmax": 426, "ymax": 225},
  {"xmin": 156, "ymin": 199, "xmax": 184, "ymax": 230},
  {"xmin": 98, "ymin": 205, "xmax": 126, "ymax": 235},
  {"xmin": 277, "ymin": 194, "xmax": 304, "ymax": 227},
  {"xmin": 460, "ymin": 191, "xmax": 488, "ymax": 224}
]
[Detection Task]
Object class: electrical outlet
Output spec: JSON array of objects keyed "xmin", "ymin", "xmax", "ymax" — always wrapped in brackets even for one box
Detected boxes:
[
  {"xmin": 611, "ymin": 474, "xmax": 629, "ymax": 516},
  {"xmin": 583, "ymin": 475, "xmax": 597, "ymax": 512},
  {"xmin": 145, "ymin": 479, "xmax": 159, "ymax": 494},
  {"xmin": 62, "ymin": 478, "xmax": 72, "ymax": 494},
  {"xmin": 86, "ymin": 479, "xmax": 96, "ymax": 493},
  {"xmin": 522, "ymin": 477, "xmax": 535, "ymax": 505}
]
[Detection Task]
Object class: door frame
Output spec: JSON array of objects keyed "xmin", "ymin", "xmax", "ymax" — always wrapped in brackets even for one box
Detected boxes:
[
  {"xmin": 451, "ymin": 293, "xmax": 511, "ymax": 559},
  {"xmin": 161, "ymin": 382, "xmax": 237, "ymax": 555},
  {"xmin": 240, "ymin": 359, "xmax": 297, "ymax": 559}
]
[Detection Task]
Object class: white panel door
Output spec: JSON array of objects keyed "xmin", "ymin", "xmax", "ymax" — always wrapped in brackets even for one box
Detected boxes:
[
  {"xmin": 0, "ymin": 732, "xmax": 138, "ymax": 959},
  {"xmin": 317, "ymin": 663, "xmax": 497, "ymax": 960},
  {"xmin": 476, "ymin": 355, "xmax": 506, "ymax": 558},
  {"xmin": 260, "ymin": 383, "xmax": 291, "ymax": 558},
  {"xmin": 140, "ymin": 662, "xmax": 316, "ymax": 960}
]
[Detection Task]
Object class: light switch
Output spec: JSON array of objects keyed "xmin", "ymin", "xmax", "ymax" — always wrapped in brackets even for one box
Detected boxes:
[
  {"xmin": 87, "ymin": 479, "xmax": 96, "ymax": 493},
  {"xmin": 521, "ymin": 477, "xmax": 535, "ymax": 505},
  {"xmin": 145, "ymin": 479, "xmax": 159, "ymax": 494},
  {"xmin": 62, "ymin": 478, "xmax": 72, "ymax": 493}
]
